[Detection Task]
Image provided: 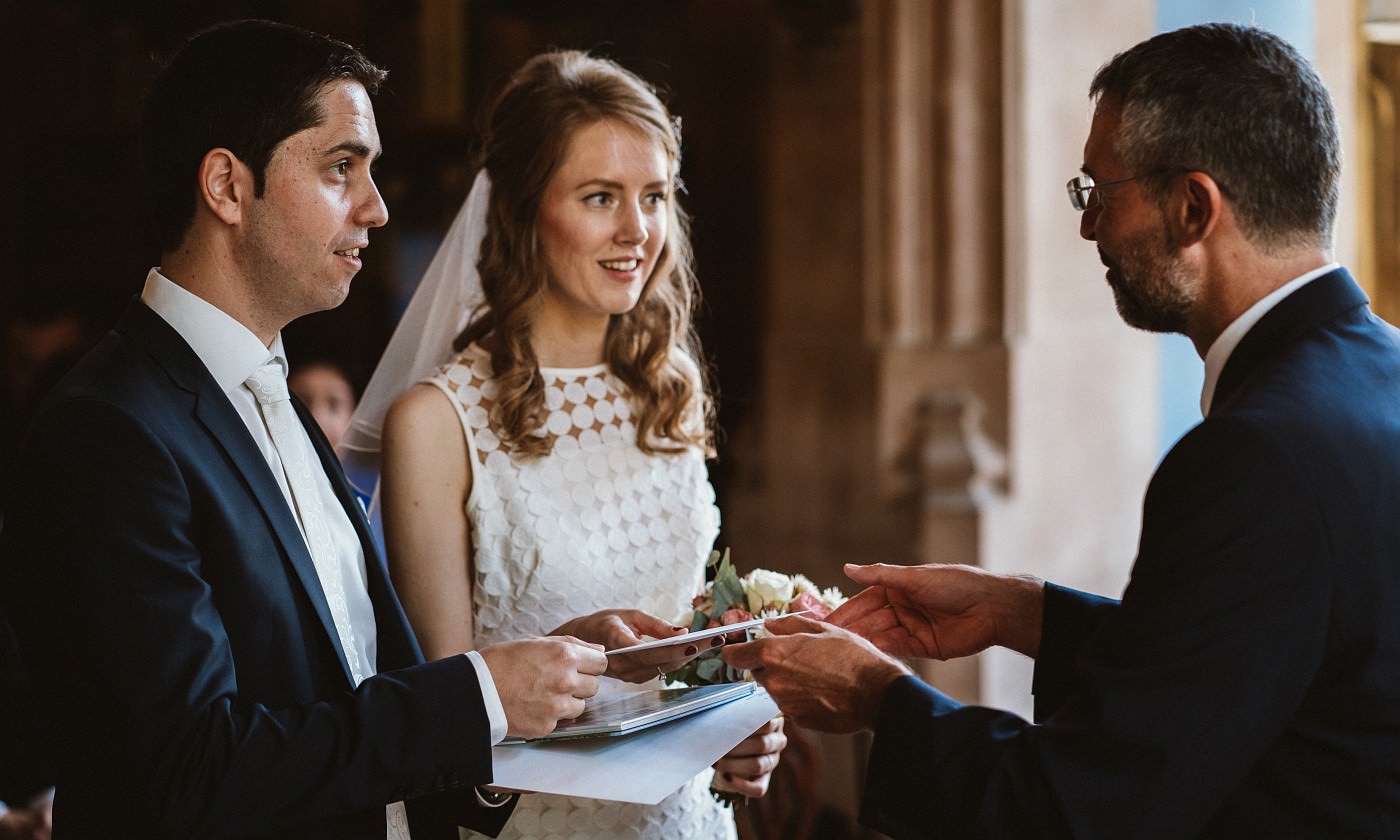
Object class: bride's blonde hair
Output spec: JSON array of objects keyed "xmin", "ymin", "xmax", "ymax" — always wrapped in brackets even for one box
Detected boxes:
[{"xmin": 454, "ymin": 49, "xmax": 713, "ymax": 459}]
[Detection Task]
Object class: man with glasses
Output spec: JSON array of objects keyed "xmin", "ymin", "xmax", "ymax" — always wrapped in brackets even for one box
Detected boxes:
[{"xmin": 725, "ymin": 22, "xmax": 1400, "ymax": 838}]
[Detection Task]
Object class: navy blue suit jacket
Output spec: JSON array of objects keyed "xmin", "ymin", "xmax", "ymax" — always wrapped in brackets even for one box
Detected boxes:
[
  {"xmin": 0, "ymin": 300, "xmax": 512, "ymax": 839},
  {"xmin": 861, "ymin": 269, "xmax": 1400, "ymax": 838}
]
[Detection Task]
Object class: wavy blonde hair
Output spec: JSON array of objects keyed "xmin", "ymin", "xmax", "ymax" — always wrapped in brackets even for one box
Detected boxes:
[{"xmin": 454, "ymin": 50, "xmax": 713, "ymax": 459}]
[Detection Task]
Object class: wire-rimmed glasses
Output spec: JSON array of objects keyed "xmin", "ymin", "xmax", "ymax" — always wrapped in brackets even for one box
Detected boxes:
[{"xmin": 1066, "ymin": 174, "xmax": 1145, "ymax": 211}]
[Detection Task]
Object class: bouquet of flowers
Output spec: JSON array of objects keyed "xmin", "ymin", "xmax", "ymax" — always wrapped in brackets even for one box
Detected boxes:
[{"xmin": 665, "ymin": 548, "xmax": 847, "ymax": 686}]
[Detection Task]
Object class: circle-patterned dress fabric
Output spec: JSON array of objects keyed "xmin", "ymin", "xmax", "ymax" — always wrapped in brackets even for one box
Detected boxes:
[{"xmin": 429, "ymin": 345, "xmax": 733, "ymax": 840}]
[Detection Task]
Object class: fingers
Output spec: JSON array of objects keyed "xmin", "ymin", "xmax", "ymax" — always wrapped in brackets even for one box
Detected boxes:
[
  {"xmin": 725, "ymin": 729, "xmax": 787, "ymax": 758},
  {"xmin": 642, "ymin": 634, "xmax": 722, "ymax": 671},
  {"xmin": 839, "ymin": 607, "xmax": 901, "ymax": 637},
  {"xmin": 718, "ymin": 749, "xmax": 783, "ymax": 776},
  {"xmin": 607, "ymin": 644, "xmax": 699, "ymax": 683},
  {"xmin": 713, "ymin": 721, "xmax": 786, "ymax": 799},
  {"xmin": 826, "ymin": 586, "xmax": 892, "ymax": 627},
  {"xmin": 843, "ymin": 562, "xmax": 886, "ymax": 584},
  {"xmin": 844, "ymin": 562, "xmax": 925, "ymax": 590},
  {"xmin": 714, "ymin": 771, "xmax": 772, "ymax": 798},
  {"xmin": 605, "ymin": 631, "xmax": 727, "ymax": 682},
  {"xmin": 546, "ymin": 637, "xmax": 604, "ymax": 702},
  {"xmin": 549, "ymin": 635, "xmax": 609, "ymax": 676},
  {"xmin": 626, "ymin": 610, "xmax": 689, "ymax": 640},
  {"xmin": 714, "ymin": 750, "xmax": 782, "ymax": 780}
]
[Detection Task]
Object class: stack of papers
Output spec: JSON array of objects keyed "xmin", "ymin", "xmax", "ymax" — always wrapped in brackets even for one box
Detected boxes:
[
  {"xmin": 491, "ymin": 685, "xmax": 780, "ymax": 804},
  {"xmin": 500, "ymin": 682, "xmax": 757, "ymax": 743}
]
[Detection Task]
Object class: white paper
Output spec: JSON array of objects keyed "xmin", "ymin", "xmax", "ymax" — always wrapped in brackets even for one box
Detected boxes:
[
  {"xmin": 604, "ymin": 617, "xmax": 768, "ymax": 655},
  {"xmin": 490, "ymin": 688, "xmax": 780, "ymax": 804},
  {"xmin": 606, "ymin": 610, "xmax": 810, "ymax": 656}
]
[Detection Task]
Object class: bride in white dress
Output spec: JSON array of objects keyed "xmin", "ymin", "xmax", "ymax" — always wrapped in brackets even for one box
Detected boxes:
[{"xmin": 343, "ymin": 50, "xmax": 785, "ymax": 839}]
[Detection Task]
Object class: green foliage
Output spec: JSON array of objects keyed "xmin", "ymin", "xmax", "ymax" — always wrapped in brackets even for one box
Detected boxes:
[{"xmin": 664, "ymin": 549, "xmax": 751, "ymax": 686}]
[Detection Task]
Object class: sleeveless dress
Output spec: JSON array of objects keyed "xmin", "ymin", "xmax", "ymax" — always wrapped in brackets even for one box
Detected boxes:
[{"xmin": 426, "ymin": 344, "xmax": 736, "ymax": 840}]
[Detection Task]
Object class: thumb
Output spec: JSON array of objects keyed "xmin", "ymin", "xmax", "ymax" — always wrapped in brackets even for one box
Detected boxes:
[
  {"xmin": 628, "ymin": 611, "xmax": 687, "ymax": 639},
  {"xmin": 765, "ymin": 613, "xmax": 825, "ymax": 635}
]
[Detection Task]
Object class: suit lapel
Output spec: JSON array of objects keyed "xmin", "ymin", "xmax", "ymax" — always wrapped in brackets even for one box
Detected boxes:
[
  {"xmin": 116, "ymin": 300, "xmax": 357, "ymax": 684},
  {"xmin": 1211, "ymin": 269, "xmax": 1369, "ymax": 412}
]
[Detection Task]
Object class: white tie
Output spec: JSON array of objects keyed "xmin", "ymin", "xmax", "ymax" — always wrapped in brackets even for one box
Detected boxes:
[
  {"xmin": 246, "ymin": 363, "xmax": 410, "ymax": 840},
  {"xmin": 245, "ymin": 362, "xmax": 367, "ymax": 684}
]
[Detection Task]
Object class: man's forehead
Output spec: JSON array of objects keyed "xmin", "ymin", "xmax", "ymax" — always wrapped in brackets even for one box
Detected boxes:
[
  {"xmin": 297, "ymin": 80, "xmax": 381, "ymax": 156},
  {"xmin": 1082, "ymin": 100, "xmax": 1123, "ymax": 174}
]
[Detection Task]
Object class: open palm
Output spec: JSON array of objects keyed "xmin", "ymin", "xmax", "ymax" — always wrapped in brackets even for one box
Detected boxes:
[{"xmin": 829, "ymin": 564, "xmax": 1041, "ymax": 660}]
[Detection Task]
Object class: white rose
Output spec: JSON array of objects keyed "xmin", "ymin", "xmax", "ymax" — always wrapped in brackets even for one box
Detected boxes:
[{"xmin": 744, "ymin": 569, "xmax": 795, "ymax": 614}]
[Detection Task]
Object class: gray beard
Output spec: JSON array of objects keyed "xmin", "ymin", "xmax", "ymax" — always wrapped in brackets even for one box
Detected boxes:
[{"xmin": 1100, "ymin": 234, "xmax": 1192, "ymax": 334}]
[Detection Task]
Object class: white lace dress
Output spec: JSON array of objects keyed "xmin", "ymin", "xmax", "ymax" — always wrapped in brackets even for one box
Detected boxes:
[{"xmin": 426, "ymin": 345, "xmax": 735, "ymax": 840}]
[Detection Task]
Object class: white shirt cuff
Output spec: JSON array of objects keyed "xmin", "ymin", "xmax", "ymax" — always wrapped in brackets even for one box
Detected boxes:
[{"xmin": 465, "ymin": 650, "xmax": 508, "ymax": 745}]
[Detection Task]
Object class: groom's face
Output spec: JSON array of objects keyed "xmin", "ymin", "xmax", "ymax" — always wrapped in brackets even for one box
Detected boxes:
[{"xmin": 238, "ymin": 79, "xmax": 389, "ymax": 328}]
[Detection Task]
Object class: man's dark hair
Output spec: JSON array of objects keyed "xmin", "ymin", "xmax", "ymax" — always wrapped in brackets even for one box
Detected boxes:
[
  {"xmin": 1091, "ymin": 23, "xmax": 1339, "ymax": 251},
  {"xmin": 141, "ymin": 19, "xmax": 387, "ymax": 253}
]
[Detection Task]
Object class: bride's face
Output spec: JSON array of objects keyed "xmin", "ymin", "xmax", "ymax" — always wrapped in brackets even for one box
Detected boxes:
[{"xmin": 536, "ymin": 119, "xmax": 670, "ymax": 326}]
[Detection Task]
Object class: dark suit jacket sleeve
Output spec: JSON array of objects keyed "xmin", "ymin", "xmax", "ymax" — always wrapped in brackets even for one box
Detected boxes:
[
  {"xmin": 861, "ymin": 415, "xmax": 1331, "ymax": 839},
  {"xmin": 1031, "ymin": 584, "xmax": 1119, "ymax": 722},
  {"xmin": 1, "ymin": 396, "xmax": 496, "ymax": 838}
]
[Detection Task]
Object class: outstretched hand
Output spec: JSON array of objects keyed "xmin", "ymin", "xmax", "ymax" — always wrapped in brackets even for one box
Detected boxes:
[
  {"xmin": 829, "ymin": 563, "xmax": 1045, "ymax": 660},
  {"xmin": 550, "ymin": 609, "xmax": 716, "ymax": 683},
  {"xmin": 479, "ymin": 636, "xmax": 608, "ymax": 740},
  {"xmin": 722, "ymin": 615, "xmax": 910, "ymax": 733}
]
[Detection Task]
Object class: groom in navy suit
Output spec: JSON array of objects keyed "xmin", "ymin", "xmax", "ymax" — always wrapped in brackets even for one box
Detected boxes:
[
  {"xmin": 0, "ymin": 20, "xmax": 607, "ymax": 840},
  {"xmin": 727, "ymin": 23, "xmax": 1400, "ymax": 838}
]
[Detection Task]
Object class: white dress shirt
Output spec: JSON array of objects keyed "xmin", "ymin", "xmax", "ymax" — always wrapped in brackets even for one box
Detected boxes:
[
  {"xmin": 140, "ymin": 269, "xmax": 508, "ymax": 834},
  {"xmin": 1199, "ymin": 262, "xmax": 1340, "ymax": 417}
]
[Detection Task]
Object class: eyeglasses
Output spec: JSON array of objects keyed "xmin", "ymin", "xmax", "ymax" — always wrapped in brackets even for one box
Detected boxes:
[{"xmin": 1065, "ymin": 173, "xmax": 1144, "ymax": 211}]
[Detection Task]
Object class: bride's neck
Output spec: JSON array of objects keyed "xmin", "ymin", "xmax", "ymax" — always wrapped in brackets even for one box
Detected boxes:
[{"xmin": 529, "ymin": 310, "xmax": 609, "ymax": 368}]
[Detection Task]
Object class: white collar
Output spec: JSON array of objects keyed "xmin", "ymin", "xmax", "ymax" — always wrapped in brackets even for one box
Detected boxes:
[
  {"xmin": 1199, "ymin": 262, "xmax": 1339, "ymax": 416},
  {"xmin": 139, "ymin": 267, "xmax": 287, "ymax": 393}
]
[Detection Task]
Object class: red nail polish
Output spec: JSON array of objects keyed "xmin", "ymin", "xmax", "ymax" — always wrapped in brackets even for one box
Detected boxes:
[
  {"xmin": 684, "ymin": 645, "xmax": 697, "ymax": 655},
  {"xmin": 711, "ymin": 637, "xmax": 724, "ymax": 647},
  {"xmin": 723, "ymin": 772, "xmax": 733, "ymax": 782}
]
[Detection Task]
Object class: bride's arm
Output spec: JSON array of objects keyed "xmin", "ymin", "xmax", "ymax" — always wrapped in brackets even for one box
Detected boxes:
[{"xmin": 381, "ymin": 383, "xmax": 476, "ymax": 661}]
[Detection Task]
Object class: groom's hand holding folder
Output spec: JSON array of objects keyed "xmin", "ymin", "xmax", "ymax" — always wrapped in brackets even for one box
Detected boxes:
[{"xmin": 481, "ymin": 637, "xmax": 609, "ymax": 740}]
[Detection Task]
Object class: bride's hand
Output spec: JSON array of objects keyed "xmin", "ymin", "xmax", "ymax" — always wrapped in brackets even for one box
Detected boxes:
[
  {"xmin": 549, "ymin": 609, "xmax": 714, "ymax": 683},
  {"xmin": 712, "ymin": 717, "xmax": 787, "ymax": 798}
]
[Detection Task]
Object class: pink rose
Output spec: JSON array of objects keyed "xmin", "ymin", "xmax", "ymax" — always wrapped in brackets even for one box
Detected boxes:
[
  {"xmin": 719, "ymin": 608, "xmax": 754, "ymax": 642},
  {"xmin": 788, "ymin": 592, "xmax": 830, "ymax": 621}
]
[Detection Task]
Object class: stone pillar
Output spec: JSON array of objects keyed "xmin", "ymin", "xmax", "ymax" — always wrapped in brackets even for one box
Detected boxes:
[{"xmin": 733, "ymin": 0, "xmax": 1165, "ymax": 830}]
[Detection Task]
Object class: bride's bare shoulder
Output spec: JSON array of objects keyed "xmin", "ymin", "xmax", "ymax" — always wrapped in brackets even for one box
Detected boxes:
[{"xmin": 384, "ymin": 382, "xmax": 460, "ymax": 440}]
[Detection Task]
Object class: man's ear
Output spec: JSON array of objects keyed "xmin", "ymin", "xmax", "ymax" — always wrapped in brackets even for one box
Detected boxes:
[
  {"xmin": 198, "ymin": 148, "xmax": 252, "ymax": 226},
  {"xmin": 1169, "ymin": 171, "xmax": 1224, "ymax": 248}
]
